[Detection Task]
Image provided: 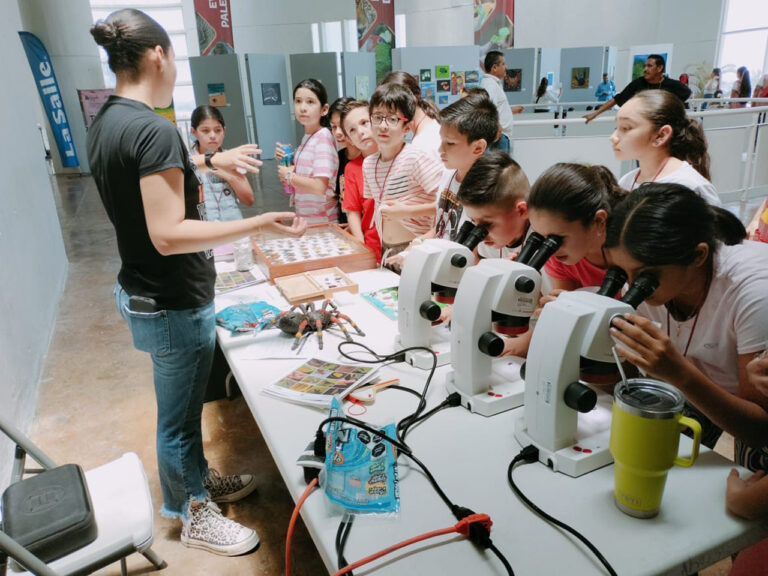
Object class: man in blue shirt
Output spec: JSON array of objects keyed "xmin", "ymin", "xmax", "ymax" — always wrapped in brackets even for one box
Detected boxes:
[{"xmin": 595, "ymin": 73, "xmax": 615, "ymax": 102}]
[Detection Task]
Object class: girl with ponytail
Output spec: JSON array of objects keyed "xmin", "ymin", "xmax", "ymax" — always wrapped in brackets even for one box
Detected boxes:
[
  {"xmin": 610, "ymin": 90, "xmax": 720, "ymax": 206},
  {"xmin": 605, "ymin": 183, "xmax": 768, "ymax": 456},
  {"xmin": 503, "ymin": 163, "xmax": 626, "ymax": 357}
]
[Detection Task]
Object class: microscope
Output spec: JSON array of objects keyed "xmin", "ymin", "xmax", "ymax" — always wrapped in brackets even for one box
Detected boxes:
[
  {"xmin": 396, "ymin": 222, "xmax": 489, "ymax": 369},
  {"xmin": 513, "ymin": 270, "xmax": 659, "ymax": 477},
  {"xmin": 445, "ymin": 234, "xmax": 562, "ymax": 416}
]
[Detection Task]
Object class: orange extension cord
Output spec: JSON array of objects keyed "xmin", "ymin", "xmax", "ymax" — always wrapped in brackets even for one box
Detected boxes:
[
  {"xmin": 285, "ymin": 477, "xmax": 319, "ymax": 576},
  {"xmin": 285, "ymin": 481, "xmax": 492, "ymax": 576}
]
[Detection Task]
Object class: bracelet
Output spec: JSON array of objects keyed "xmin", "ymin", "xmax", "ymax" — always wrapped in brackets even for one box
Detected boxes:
[{"xmin": 204, "ymin": 149, "xmax": 218, "ymax": 171}]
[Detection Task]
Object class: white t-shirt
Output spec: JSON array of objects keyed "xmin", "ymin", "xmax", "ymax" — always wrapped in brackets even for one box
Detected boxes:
[
  {"xmin": 619, "ymin": 161, "xmax": 721, "ymax": 206},
  {"xmin": 481, "ymin": 74, "xmax": 514, "ymax": 141},
  {"xmin": 411, "ymin": 118, "xmax": 442, "ymax": 161},
  {"xmin": 534, "ymin": 88, "xmax": 559, "ymax": 112},
  {"xmin": 637, "ymin": 241, "xmax": 768, "ymax": 395}
]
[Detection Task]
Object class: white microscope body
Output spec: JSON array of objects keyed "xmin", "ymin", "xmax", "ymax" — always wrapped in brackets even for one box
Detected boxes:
[
  {"xmin": 514, "ymin": 273, "xmax": 658, "ymax": 477},
  {"xmin": 397, "ymin": 239, "xmax": 474, "ymax": 369},
  {"xmin": 445, "ymin": 258, "xmax": 542, "ymax": 416}
]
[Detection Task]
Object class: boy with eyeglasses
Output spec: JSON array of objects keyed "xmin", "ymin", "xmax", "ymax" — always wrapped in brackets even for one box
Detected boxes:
[{"xmin": 362, "ymin": 83, "xmax": 443, "ymax": 269}]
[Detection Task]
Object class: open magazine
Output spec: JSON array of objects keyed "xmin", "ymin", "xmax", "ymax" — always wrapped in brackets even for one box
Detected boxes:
[{"xmin": 262, "ymin": 358, "xmax": 378, "ymax": 407}]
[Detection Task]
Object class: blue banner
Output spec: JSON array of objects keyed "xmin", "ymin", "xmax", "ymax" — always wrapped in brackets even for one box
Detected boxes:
[{"xmin": 18, "ymin": 31, "xmax": 79, "ymax": 167}]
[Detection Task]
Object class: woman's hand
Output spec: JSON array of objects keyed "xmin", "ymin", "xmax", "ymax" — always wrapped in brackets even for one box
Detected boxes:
[
  {"xmin": 610, "ymin": 313, "xmax": 688, "ymax": 383},
  {"xmin": 259, "ymin": 212, "xmax": 306, "ymax": 237},
  {"xmin": 278, "ymin": 164, "xmax": 294, "ymax": 184},
  {"xmin": 746, "ymin": 353, "xmax": 768, "ymax": 397},
  {"xmin": 212, "ymin": 144, "xmax": 262, "ymax": 173},
  {"xmin": 538, "ymin": 288, "xmax": 566, "ymax": 309}
]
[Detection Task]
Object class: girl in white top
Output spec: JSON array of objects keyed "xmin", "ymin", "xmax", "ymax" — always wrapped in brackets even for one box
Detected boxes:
[
  {"xmin": 611, "ymin": 90, "xmax": 720, "ymax": 206},
  {"xmin": 606, "ymin": 184, "xmax": 768, "ymax": 454},
  {"xmin": 533, "ymin": 77, "xmax": 561, "ymax": 113}
]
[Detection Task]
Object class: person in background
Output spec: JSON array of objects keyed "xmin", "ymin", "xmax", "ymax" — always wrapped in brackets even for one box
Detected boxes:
[
  {"xmin": 595, "ymin": 73, "xmax": 616, "ymax": 103},
  {"xmin": 275, "ymin": 78, "xmax": 339, "ymax": 223},
  {"xmin": 481, "ymin": 51, "xmax": 525, "ymax": 154},
  {"xmin": 678, "ymin": 73, "xmax": 689, "ymax": 86},
  {"xmin": 363, "ymin": 83, "xmax": 443, "ymax": 269},
  {"xmin": 88, "ymin": 8, "xmax": 305, "ymax": 556},
  {"xmin": 329, "ymin": 96, "xmax": 360, "ymax": 224},
  {"xmin": 190, "ymin": 105, "xmax": 253, "ymax": 221},
  {"xmin": 729, "ymin": 66, "xmax": 752, "ymax": 108},
  {"xmin": 611, "ymin": 90, "xmax": 720, "ymax": 205},
  {"xmin": 702, "ymin": 67, "xmax": 721, "ymax": 110},
  {"xmin": 584, "ymin": 54, "xmax": 691, "ymax": 123},
  {"xmin": 533, "ymin": 77, "xmax": 561, "ymax": 113},
  {"xmin": 382, "ymin": 71, "xmax": 442, "ymax": 160},
  {"xmin": 339, "ymin": 99, "xmax": 382, "ymax": 262}
]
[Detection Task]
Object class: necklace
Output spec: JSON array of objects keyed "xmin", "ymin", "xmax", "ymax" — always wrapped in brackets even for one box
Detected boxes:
[
  {"xmin": 293, "ymin": 129, "xmax": 320, "ymax": 172},
  {"xmin": 665, "ymin": 267, "xmax": 713, "ymax": 356},
  {"xmin": 632, "ymin": 156, "xmax": 671, "ymax": 190},
  {"xmin": 372, "ymin": 146, "xmax": 405, "ymax": 230}
]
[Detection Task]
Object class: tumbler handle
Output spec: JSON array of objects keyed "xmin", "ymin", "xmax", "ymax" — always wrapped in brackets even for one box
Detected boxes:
[{"xmin": 673, "ymin": 415, "xmax": 701, "ymax": 468}]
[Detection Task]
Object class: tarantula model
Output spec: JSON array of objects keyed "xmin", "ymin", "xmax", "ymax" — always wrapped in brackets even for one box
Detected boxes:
[{"xmin": 260, "ymin": 300, "xmax": 365, "ymax": 350}]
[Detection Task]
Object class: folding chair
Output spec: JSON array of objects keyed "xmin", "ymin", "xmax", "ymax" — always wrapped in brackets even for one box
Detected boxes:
[{"xmin": 0, "ymin": 415, "xmax": 166, "ymax": 575}]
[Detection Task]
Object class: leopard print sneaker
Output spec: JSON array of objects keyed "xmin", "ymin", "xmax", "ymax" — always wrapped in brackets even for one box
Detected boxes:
[
  {"xmin": 181, "ymin": 499, "xmax": 259, "ymax": 556},
  {"xmin": 204, "ymin": 469, "xmax": 258, "ymax": 503}
]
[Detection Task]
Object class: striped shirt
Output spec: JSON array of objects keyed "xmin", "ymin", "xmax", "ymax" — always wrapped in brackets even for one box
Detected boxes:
[
  {"xmin": 362, "ymin": 144, "xmax": 442, "ymax": 236},
  {"xmin": 293, "ymin": 127, "xmax": 339, "ymax": 223}
]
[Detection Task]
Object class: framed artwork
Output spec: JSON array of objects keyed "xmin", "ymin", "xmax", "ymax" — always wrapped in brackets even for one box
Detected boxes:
[
  {"xmin": 437, "ymin": 79, "xmax": 451, "ymax": 93},
  {"xmin": 261, "ymin": 83, "xmax": 281, "ymax": 106},
  {"xmin": 435, "ymin": 65, "xmax": 450, "ymax": 79},
  {"xmin": 420, "ymin": 68, "xmax": 432, "ymax": 82},
  {"xmin": 570, "ymin": 67, "xmax": 590, "ymax": 89},
  {"xmin": 503, "ymin": 68, "xmax": 521, "ymax": 92},
  {"xmin": 421, "ymin": 83, "xmax": 436, "ymax": 102}
]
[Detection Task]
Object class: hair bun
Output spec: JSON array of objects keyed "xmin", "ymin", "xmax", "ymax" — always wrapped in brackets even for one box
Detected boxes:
[{"xmin": 90, "ymin": 20, "xmax": 120, "ymax": 47}]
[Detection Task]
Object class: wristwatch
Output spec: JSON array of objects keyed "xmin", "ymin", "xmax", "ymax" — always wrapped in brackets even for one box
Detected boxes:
[{"xmin": 204, "ymin": 149, "xmax": 218, "ymax": 171}]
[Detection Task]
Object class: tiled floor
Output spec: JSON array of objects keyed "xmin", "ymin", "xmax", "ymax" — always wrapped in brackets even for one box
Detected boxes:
[{"xmin": 30, "ymin": 159, "xmax": 750, "ymax": 575}]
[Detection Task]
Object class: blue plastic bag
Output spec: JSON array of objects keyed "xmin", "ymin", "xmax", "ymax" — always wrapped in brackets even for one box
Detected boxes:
[
  {"xmin": 215, "ymin": 301, "xmax": 281, "ymax": 334},
  {"xmin": 321, "ymin": 397, "xmax": 400, "ymax": 515}
]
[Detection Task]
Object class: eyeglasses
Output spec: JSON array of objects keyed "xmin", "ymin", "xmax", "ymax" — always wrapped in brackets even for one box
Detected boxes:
[{"xmin": 370, "ymin": 113, "xmax": 408, "ymax": 127}]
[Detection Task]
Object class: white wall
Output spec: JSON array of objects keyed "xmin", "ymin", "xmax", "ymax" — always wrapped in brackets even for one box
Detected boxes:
[
  {"xmin": 400, "ymin": 0, "xmax": 473, "ymax": 47},
  {"xmin": 18, "ymin": 0, "xmax": 105, "ymax": 173},
  {"xmin": 516, "ymin": 0, "xmax": 724, "ymax": 86},
  {"xmin": 0, "ymin": 0, "xmax": 69, "ymax": 487}
]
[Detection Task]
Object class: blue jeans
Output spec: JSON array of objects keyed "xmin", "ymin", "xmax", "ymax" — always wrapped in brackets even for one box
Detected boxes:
[{"xmin": 115, "ymin": 283, "xmax": 214, "ymax": 519}]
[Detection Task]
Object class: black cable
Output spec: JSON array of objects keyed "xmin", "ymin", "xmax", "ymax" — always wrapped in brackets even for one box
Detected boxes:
[
  {"xmin": 335, "ymin": 513, "xmax": 354, "ymax": 573},
  {"xmin": 488, "ymin": 542, "xmax": 516, "ymax": 576},
  {"xmin": 507, "ymin": 447, "xmax": 618, "ymax": 576},
  {"xmin": 388, "ymin": 384, "xmax": 422, "ymax": 399}
]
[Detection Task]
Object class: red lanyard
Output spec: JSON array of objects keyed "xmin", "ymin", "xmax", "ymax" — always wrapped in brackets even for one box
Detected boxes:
[
  {"xmin": 666, "ymin": 308, "xmax": 701, "ymax": 357},
  {"xmin": 374, "ymin": 146, "xmax": 405, "ymax": 203},
  {"xmin": 632, "ymin": 156, "xmax": 671, "ymax": 190}
]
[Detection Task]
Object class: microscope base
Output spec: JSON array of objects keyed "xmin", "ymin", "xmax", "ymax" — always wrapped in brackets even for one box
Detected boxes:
[
  {"xmin": 445, "ymin": 371, "xmax": 524, "ymax": 416},
  {"xmin": 513, "ymin": 417, "xmax": 613, "ymax": 477}
]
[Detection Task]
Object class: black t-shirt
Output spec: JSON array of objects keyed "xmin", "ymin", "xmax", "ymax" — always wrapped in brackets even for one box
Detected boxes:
[
  {"xmin": 87, "ymin": 96, "xmax": 215, "ymax": 309},
  {"xmin": 613, "ymin": 76, "xmax": 692, "ymax": 107},
  {"xmin": 335, "ymin": 149, "xmax": 350, "ymax": 224}
]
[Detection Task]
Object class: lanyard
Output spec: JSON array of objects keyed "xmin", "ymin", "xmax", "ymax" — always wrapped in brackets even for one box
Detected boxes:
[
  {"xmin": 294, "ymin": 129, "xmax": 320, "ymax": 173},
  {"xmin": 632, "ymin": 156, "xmax": 671, "ymax": 190},
  {"xmin": 372, "ymin": 147, "xmax": 405, "ymax": 230}
]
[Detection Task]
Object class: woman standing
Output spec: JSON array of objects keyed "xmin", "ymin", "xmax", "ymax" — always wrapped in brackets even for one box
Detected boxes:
[
  {"xmin": 88, "ymin": 9, "xmax": 305, "ymax": 556},
  {"xmin": 730, "ymin": 66, "xmax": 752, "ymax": 108}
]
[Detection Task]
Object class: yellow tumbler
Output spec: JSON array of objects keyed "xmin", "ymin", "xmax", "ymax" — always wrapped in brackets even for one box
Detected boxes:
[{"xmin": 610, "ymin": 379, "xmax": 701, "ymax": 518}]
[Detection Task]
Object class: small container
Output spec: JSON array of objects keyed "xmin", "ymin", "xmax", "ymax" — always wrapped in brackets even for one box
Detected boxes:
[
  {"xmin": 233, "ymin": 238, "xmax": 254, "ymax": 271},
  {"xmin": 280, "ymin": 144, "xmax": 295, "ymax": 195}
]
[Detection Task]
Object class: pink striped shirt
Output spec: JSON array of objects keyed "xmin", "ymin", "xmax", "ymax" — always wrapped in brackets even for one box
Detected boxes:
[
  {"xmin": 293, "ymin": 127, "xmax": 339, "ymax": 223},
  {"xmin": 362, "ymin": 144, "xmax": 442, "ymax": 236}
]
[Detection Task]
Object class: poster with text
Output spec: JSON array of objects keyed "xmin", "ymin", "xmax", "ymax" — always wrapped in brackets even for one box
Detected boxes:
[
  {"xmin": 357, "ymin": 0, "xmax": 394, "ymax": 82},
  {"xmin": 194, "ymin": 0, "xmax": 234, "ymax": 56},
  {"xmin": 77, "ymin": 88, "xmax": 113, "ymax": 129}
]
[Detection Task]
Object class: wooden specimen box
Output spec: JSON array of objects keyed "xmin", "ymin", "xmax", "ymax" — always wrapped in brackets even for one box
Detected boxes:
[
  {"xmin": 250, "ymin": 223, "xmax": 376, "ymax": 280},
  {"xmin": 273, "ymin": 267, "xmax": 359, "ymax": 305}
]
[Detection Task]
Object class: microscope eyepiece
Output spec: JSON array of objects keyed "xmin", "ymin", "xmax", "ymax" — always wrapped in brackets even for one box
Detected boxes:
[
  {"xmin": 526, "ymin": 235, "xmax": 563, "ymax": 271},
  {"xmin": 596, "ymin": 266, "xmax": 628, "ymax": 298},
  {"xmin": 455, "ymin": 220, "xmax": 476, "ymax": 245},
  {"xmin": 619, "ymin": 271, "xmax": 659, "ymax": 308},
  {"xmin": 462, "ymin": 224, "xmax": 489, "ymax": 252},
  {"xmin": 515, "ymin": 232, "xmax": 544, "ymax": 265}
]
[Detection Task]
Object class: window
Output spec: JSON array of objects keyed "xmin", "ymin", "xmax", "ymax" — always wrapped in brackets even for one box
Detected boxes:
[
  {"xmin": 718, "ymin": 0, "xmax": 768, "ymax": 92},
  {"xmin": 89, "ymin": 1, "xmax": 194, "ymax": 122}
]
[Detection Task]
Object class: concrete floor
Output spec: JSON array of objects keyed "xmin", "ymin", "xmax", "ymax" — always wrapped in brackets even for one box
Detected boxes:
[{"xmin": 30, "ymin": 160, "xmax": 743, "ymax": 575}]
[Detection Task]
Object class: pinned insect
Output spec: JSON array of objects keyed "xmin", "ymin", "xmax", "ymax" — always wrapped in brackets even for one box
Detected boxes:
[{"xmin": 259, "ymin": 300, "xmax": 365, "ymax": 350}]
